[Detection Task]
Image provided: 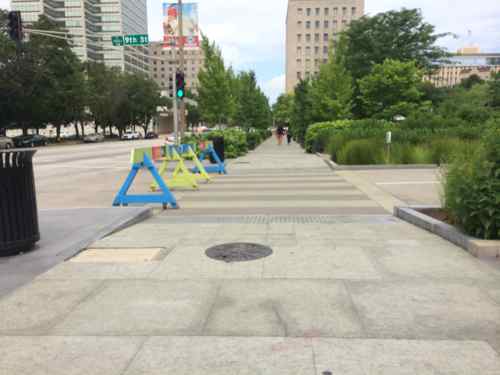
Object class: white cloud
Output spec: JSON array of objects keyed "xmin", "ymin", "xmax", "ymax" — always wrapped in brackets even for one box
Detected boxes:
[
  {"xmin": 261, "ymin": 74, "xmax": 285, "ymax": 104},
  {"xmin": 0, "ymin": 0, "xmax": 9, "ymax": 9}
]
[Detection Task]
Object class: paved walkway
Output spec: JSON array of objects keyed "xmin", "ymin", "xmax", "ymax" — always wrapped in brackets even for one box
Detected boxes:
[{"xmin": 2, "ymin": 139, "xmax": 500, "ymax": 374}]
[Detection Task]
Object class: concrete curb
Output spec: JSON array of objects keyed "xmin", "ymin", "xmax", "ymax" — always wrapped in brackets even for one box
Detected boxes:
[
  {"xmin": 394, "ymin": 206, "xmax": 500, "ymax": 258},
  {"xmin": 316, "ymin": 153, "xmax": 438, "ymax": 170},
  {"xmin": 60, "ymin": 207, "xmax": 154, "ymax": 260}
]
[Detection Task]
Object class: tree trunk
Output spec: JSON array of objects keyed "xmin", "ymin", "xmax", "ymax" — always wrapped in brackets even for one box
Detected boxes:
[
  {"xmin": 95, "ymin": 123, "xmax": 98, "ymax": 134},
  {"xmin": 56, "ymin": 125, "xmax": 61, "ymax": 141},
  {"xmin": 74, "ymin": 122, "xmax": 80, "ymax": 139},
  {"xmin": 80, "ymin": 122, "xmax": 86, "ymax": 137}
]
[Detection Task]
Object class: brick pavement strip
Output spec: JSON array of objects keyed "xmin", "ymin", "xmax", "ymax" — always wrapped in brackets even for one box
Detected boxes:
[{"xmin": 1, "ymin": 140, "xmax": 500, "ymax": 374}]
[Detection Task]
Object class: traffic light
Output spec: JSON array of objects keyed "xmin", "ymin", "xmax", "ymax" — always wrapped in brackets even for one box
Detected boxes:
[
  {"xmin": 175, "ymin": 71, "xmax": 185, "ymax": 99},
  {"xmin": 7, "ymin": 11, "xmax": 23, "ymax": 42}
]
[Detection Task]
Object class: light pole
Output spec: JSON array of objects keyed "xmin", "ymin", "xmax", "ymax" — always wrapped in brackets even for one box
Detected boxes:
[{"xmin": 178, "ymin": 0, "xmax": 186, "ymax": 137}]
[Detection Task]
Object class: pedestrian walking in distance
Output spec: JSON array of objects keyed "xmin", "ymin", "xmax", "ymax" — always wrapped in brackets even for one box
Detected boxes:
[
  {"xmin": 286, "ymin": 128, "xmax": 292, "ymax": 145},
  {"xmin": 276, "ymin": 126, "xmax": 285, "ymax": 146}
]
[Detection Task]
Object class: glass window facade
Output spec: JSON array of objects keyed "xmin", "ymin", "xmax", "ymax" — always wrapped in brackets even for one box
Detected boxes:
[{"xmin": 11, "ymin": 0, "xmax": 148, "ymax": 74}]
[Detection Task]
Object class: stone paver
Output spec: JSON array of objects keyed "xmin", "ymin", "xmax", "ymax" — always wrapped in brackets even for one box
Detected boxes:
[{"xmin": 1, "ymin": 139, "xmax": 500, "ymax": 374}]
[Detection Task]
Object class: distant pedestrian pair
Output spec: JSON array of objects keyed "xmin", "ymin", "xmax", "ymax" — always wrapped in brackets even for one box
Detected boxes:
[{"xmin": 276, "ymin": 126, "xmax": 292, "ymax": 146}]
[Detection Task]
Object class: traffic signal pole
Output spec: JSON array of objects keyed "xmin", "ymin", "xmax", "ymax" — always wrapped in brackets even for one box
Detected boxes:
[
  {"xmin": 178, "ymin": 0, "xmax": 186, "ymax": 137},
  {"xmin": 173, "ymin": 71, "xmax": 179, "ymax": 146}
]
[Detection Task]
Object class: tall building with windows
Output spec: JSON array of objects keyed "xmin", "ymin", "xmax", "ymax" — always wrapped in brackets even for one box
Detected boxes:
[
  {"xmin": 10, "ymin": 0, "xmax": 148, "ymax": 73},
  {"xmin": 285, "ymin": 0, "xmax": 364, "ymax": 92},
  {"xmin": 148, "ymin": 41, "xmax": 204, "ymax": 98}
]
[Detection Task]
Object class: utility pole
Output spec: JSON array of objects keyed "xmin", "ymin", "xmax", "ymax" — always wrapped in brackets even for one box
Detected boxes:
[
  {"xmin": 172, "ymin": 71, "xmax": 179, "ymax": 145},
  {"xmin": 178, "ymin": 0, "xmax": 187, "ymax": 136}
]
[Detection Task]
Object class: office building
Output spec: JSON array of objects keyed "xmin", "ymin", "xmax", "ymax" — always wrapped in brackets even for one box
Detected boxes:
[
  {"xmin": 425, "ymin": 47, "xmax": 500, "ymax": 88},
  {"xmin": 148, "ymin": 41, "xmax": 204, "ymax": 98},
  {"xmin": 10, "ymin": 0, "xmax": 148, "ymax": 73},
  {"xmin": 285, "ymin": 0, "xmax": 365, "ymax": 92}
]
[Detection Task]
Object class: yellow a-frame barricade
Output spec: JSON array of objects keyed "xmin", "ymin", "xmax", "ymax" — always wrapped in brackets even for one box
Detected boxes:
[{"xmin": 151, "ymin": 145, "xmax": 211, "ymax": 191}]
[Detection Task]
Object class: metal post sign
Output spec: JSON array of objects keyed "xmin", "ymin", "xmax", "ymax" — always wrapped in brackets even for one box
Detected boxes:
[
  {"xmin": 112, "ymin": 34, "xmax": 149, "ymax": 46},
  {"xmin": 112, "ymin": 36, "xmax": 124, "ymax": 46}
]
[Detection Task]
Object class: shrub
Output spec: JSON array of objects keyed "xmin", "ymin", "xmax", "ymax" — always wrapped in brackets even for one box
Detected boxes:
[
  {"xmin": 206, "ymin": 129, "xmax": 248, "ymax": 159},
  {"xmin": 327, "ymin": 134, "xmax": 347, "ymax": 162},
  {"xmin": 427, "ymin": 138, "xmax": 464, "ymax": 164},
  {"xmin": 443, "ymin": 128, "xmax": 500, "ymax": 239},
  {"xmin": 247, "ymin": 132, "xmax": 262, "ymax": 150},
  {"xmin": 337, "ymin": 139, "xmax": 385, "ymax": 165},
  {"xmin": 304, "ymin": 120, "xmax": 352, "ymax": 153}
]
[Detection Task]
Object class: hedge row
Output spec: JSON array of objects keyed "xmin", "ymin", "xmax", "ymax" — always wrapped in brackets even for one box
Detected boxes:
[
  {"xmin": 305, "ymin": 119, "xmax": 489, "ymax": 165},
  {"xmin": 183, "ymin": 128, "xmax": 271, "ymax": 159}
]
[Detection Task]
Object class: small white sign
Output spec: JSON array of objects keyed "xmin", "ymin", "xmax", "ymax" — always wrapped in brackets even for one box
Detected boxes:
[{"xmin": 386, "ymin": 131, "xmax": 392, "ymax": 144}]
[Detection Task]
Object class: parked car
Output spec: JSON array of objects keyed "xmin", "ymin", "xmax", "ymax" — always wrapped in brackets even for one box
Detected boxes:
[
  {"xmin": 83, "ymin": 133, "xmax": 105, "ymax": 143},
  {"xmin": 0, "ymin": 136, "xmax": 14, "ymax": 149},
  {"xmin": 121, "ymin": 131, "xmax": 142, "ymax": 141},
  {"xmin": 145, "ymin": 132, "xmax": 159, "ymax": 139},
  {"xmin": 13, "ymin": 135, "xmax": 48, "ymax": 148}
]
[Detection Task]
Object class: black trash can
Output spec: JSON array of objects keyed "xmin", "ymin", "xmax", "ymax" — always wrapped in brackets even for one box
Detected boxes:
[
  {"xmin": 210, "ymin": 136, "xmax": 225, "ymax": 163},
  {"xmin": 0, "ymin": 149, "xmax": 40, "ymax": 256}
]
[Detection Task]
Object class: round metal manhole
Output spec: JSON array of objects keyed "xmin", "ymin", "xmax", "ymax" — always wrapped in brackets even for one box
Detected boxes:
[{"xmin": 206, "ymin": 243, "xmax": 273, "ymax": 263}]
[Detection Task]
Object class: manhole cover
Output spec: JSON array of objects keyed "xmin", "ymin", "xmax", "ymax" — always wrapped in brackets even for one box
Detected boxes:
[{"xmin": 206, "ymin": 243, "xmax": 273, "ymax": 263}]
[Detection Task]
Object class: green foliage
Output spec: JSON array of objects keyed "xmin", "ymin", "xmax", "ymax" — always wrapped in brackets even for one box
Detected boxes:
[
  {"xmin": 198, "ymin": 37, "xmax": 236, "ymax": 125},
  {"xmin": 197, "ymin": 37, "xmax": 271, "ymax": 130},
  {"xmin": 488, "ymin": 72, "xmax": 500, "ymax": 109},
  {"xmin": 341, "ymin": 8, "xmax": 448, "ymax": 83},
  {"xmin": 272, "ymin": 94, "xmax": 294, "ymax": 126},
  {"xmin": 233, "ymin": 71, "xmax": 271, "ymax": 131},
  {"xmin": 310, "ymin": 38, "xmax": 353, "ymax": 121},
  {"xmin": 358, "ymin": 59, "xmax": 425, "ymax": 119},
  {"xmin": 340, "ymin": 8, "xmax": 448, "ymax": 116},
  {"xmin": 0, "ymin": 13, "xmax": 164, "ymax": 138},
  {"xmin": 337, "ymin": 139, "xmax": 385, "ymax": 165},
  {"xmin": 460, "ymin": 74, "xmax": 484, "ymax": 90},
  {"xmin": 438, "ymin": 84, "xmax": 491, "ymax": 124},
  {"xmin": 304, "ymin": 120, "xmax": 351, "ymax": 153},
  {"xmin": 427, "ymin": 138, "xmax": 465, "ymax": 164},
  {"xmin": 444, "ymin": 127, "xmax": 500, "ymax": 239},
  {"xmin": 290, "ymin": 79, "xmax": 314, "ymax": 145}
]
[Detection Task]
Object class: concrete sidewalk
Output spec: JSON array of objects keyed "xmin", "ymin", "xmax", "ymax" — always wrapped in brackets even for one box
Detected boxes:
[
  {"xmin": 1, "ymin": 139, "xmax": 500, "ymax": 374},
  {"xmin": 0, "ymin": 207, "xmax": 152, "ymax": 298}
]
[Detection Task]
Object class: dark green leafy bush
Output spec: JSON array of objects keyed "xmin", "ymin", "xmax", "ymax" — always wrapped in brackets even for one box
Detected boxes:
[{"xmin": 444, "ymin": 127, "xmax": 500, "ymax": 239}]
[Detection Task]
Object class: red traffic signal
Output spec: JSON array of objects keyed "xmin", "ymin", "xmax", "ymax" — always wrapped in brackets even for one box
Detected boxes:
[
  {"xmin": 7, "ymin": 11, "xmax": 23, "ymax": 42},
  {"xmin": 175, "ymin": 71, "xmax": 185, "ymax": 99}
]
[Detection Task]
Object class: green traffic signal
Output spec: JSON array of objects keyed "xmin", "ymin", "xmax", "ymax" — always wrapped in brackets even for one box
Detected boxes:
[{"xmin": 177, "ymin": 89, "xmax": 185, "ymax": 98}]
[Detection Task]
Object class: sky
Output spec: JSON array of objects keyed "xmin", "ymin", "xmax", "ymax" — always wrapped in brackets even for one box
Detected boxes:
[{"xmin": 2, "ymin": 0, "xmax": 499, "ymax": 103}]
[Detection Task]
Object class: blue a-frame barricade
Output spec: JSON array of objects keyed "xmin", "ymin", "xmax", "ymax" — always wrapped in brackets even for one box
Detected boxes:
[
  {"xmin": 113, "ymin": 153, "xmax": 178, "ymax": 209},
  {"xmin": 191, "ymin": 145, "xmax": 227, "ymax": 175}
]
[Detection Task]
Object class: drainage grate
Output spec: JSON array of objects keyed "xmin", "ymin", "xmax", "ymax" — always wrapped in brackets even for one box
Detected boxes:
[
  {"xmin": 153, "ymin": 215, "xmax": 398, "ymax": 225},
  {"xmin": 206, "ymin": 243, "xmax": 273, "ymax": 263}
]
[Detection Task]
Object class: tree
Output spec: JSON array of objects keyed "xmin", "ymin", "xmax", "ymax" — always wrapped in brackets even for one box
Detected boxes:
[
  {"xmin": 0, "ymin": 14, "xmax": 86, "ymax": 138},
  {"xmin": 488, "ymin": 72, "xmax": 500, "ymax": 109},
  {"xmin": 439, "ymin": 83, "xmax": 491, "ymax": 124},
  {"xmin": 197, "ymin": 36, "xmax": 235, "ymax": 125},
  {"xmin": 233, "ymin": 71, "xmax": 272, "ymax": 131},
  {"xmin": 342, "ymin": 9, "xmax": 448, "ymax": 80},
  {"xmin": 125, "ymin": 73, "xmax": 167, "ymax": 135},
  {"xmin": 460, "ymin": 74, "xmax": 484, "ymax": 90},
  {"xmin": 273, "ymin": 93, "xmax": 294, "ymax": 126},
  {"xmin": 290, "ymin": 79, "xmax": 314, "ymax": 144},
  {"xmin": 340, "ymin": 8, "xmax": 448, "ymax": 116},
  {"xmin": 310, "ymin": 38, "xmax": 353, "ymax": 121},
  {"xmin": 358, "ymin": 59, "xmax": 424, "ymax": 119}
]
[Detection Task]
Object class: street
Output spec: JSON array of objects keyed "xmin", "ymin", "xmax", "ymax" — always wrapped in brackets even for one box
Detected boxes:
[{"xmin": 33, "ymin": 139, "xmax": 162, "ymax": 208}]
